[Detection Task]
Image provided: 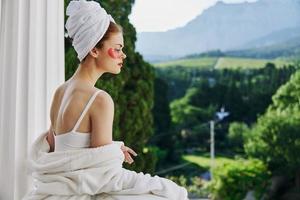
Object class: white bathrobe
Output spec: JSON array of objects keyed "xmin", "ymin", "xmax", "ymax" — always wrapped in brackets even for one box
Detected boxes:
[{"xmin": 23, "ymin": 131, "xmax": 189, "ymax": 200}]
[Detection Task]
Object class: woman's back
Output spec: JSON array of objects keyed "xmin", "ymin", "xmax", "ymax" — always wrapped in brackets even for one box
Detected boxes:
[{"xmin": 49, "ymin": 80, "xmax": 114, "ymax": 151}]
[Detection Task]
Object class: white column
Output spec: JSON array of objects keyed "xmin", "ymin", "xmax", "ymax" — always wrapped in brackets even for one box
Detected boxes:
[
  {"xmin": 0, "ymin": 0, "xmax": 64, "ymax": 199},
  {"xmin": 0, "ymin": 1, "xmax": 2, "ymax": 24}
]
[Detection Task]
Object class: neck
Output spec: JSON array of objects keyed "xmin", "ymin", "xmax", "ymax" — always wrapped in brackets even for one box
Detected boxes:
[{"xmin": 70, "ymin": 61, "xmax": 104, "ymax": 87}]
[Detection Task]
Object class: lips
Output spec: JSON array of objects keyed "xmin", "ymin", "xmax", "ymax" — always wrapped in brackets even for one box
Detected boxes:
[{"xmin": 118, "ymin": 63, "xmax": 123, "ymax": 67}]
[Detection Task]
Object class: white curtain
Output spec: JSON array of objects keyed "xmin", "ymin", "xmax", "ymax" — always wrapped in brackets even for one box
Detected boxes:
[{"xmin": 0, "ymin": 0, "xmax": 64, "ymax": 199}]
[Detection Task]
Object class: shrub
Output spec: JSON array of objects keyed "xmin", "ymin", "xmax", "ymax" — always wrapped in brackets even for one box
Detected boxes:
[
  {"xmin": 165, "ymin": 175, "xmax": 210, "ymax": 198},
  {"xmin": 208, "ymin": 159, "xmax": 271, "ymax": 200}
]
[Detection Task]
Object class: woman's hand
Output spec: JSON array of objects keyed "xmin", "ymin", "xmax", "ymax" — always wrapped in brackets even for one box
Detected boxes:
[{"xmin": 121, "ymin": 144, "xmax": 137, "ymax": 164}]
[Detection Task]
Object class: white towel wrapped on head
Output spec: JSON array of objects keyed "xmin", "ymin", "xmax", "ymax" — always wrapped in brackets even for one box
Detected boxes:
[{"xmin": 65, "ymin": 0, "xmax": 115, "ymax": 62}]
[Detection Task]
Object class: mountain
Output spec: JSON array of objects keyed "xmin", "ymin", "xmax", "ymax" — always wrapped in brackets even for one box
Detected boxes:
[
  {"xmin": 136, "ymin": 0, "xmax": 300, "ymax": 62},
  {"xmin": 238, "ymin": 26, "xmax": 300, "ymax": 49},
  {"xmin": 226, "ymin": 36, "xmax": 300, "ymax": 59}
]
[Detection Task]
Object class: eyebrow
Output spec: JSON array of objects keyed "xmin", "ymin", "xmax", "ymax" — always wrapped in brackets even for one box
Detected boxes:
[{"xmin": 116, "ymin": 44, "xmax": 124, "ymax": 47}]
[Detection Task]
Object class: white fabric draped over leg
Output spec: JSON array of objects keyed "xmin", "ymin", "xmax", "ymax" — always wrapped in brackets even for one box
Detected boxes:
[{"xmin": 23, "ymin": 132, "xmax": 188, "ymax": 200}]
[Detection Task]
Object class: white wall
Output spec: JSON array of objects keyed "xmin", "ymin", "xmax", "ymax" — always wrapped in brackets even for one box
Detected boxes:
[{"xmin": 0, "ymin": 0, "xmax": 64, "ymax": 199}]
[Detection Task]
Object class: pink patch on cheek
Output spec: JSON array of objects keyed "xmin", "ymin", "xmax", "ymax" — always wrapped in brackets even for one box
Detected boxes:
[{"xmin": 108, "ymin": 48, "xmax": 118, "ymax": 59}]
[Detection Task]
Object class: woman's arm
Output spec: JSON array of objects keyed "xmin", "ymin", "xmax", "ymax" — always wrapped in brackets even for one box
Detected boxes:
[
  {"xmin": 90, "ymin": 91, "xmax": 114, "ymax": 148},
  {"xmin": 47, "ymin": 87, "xmax": 60, "ymax": 152},
  {"xmin": 46, "ymin": 125, "xmax": 55, "ymax": 152}
]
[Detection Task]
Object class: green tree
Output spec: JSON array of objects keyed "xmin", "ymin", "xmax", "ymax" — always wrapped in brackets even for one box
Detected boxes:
[
  {"xmin": 245, "ymin": 70, "xmax": 300, "ymax": 188},
  {"xmin": 152, "ymin": 77, "xmax": 171, "ymax": 139},
  {"xmin": 170, "ymin": 87, "xmax": 216, "ymax": 149},
  {"xmin": 150, "ymin": 77, "xmax": 176, "ymax": 164},
  {"xmin": 227, "ymin": 122, "xmax": 249, "ymax": 153}
]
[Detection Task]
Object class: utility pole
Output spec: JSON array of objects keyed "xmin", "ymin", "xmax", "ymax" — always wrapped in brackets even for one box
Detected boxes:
[
  {"xmin": 210, "ymin": 120, "xmax": 215, "ymax": 179},
  {"xmin": 210, "ymin": 107, "xmax": 229, "ymax": 180}
]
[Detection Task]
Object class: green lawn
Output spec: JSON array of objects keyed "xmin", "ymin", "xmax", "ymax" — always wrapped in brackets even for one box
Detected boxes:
[
  {"xmin": 153, "ymin": 56, "xmax": 293, "ymax": 70},
  {"xmin": 154, "ymin": 57, "xmax": 218, "ymax": 69},
  {"xmin": 215, "ymin": 57, "xmax": 292, "ymax": 69},
  {"xmin": 182, "ymin": 153, "xmax": 238, "ymax": 170}
]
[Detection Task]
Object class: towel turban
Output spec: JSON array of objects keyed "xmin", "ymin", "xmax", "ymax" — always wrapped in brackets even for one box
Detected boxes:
[{"xmin": 65, "ymin": 0, "xmax": 116, "ymax": 62}]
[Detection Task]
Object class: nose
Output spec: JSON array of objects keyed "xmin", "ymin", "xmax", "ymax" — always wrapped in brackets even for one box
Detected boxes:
[{"xmin": 122, "ymin": 51, "xmax": 126, "ymax": 59}]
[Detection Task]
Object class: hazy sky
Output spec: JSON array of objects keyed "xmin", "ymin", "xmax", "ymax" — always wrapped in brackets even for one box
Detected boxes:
[{"xmin": 129, "ymin": 0, "xmax": 259, "ymax": 32}]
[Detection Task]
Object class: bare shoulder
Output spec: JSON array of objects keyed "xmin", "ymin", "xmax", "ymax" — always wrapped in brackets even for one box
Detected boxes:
[
  {"xmin": 50, "ymin": 83, "xmax": 69, "ymax": 112},
  {"xmin": 53, "ymin": 85, "xmax": 64, "ymax": 99},
  {"xmin": 52, "ymin": 83, "xmax": 69, "ymax": 102},
  {"xmin": 90, "ymin": 89, "xmax": 115, "ymax": 122},
  {"xmin": 93, "ymin": 90, "xmax": 114, "ymax": 110},
  {"xmin": 50, "ymin": 84, "xmax": 65, "ymax": 123}
]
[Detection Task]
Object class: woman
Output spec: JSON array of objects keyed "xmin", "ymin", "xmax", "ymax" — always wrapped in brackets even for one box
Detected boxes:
[
  {"xmin": 45, "ymin": 0, "xmax": 136, "ymax": 164},
  {"xmin": 24, "ymin": 1, "xmax": 188, "ymax": 199}
]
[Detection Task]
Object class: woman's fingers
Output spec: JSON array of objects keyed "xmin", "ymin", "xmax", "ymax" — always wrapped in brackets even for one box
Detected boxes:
[
  {"xmin": 124, "ymin": 152, "xmax": 134, "ymax": 164},
  {"xmin": 125, "ymin": 157, "xmax": 133, "ymax": 164},
  {"xmin": 125, "ymin": 152, "xmax": 133, "ymax": 162},
  {"xmin": 125, "ymin": 146, "xmax": 138, "ymax": 156},
  {"xmin": 121, "ymin": 145, "xmax": 138, "ymax": 164},
  {"xmin": 121, "ymin": 145, "xmax": 137, "ymax": 154}
]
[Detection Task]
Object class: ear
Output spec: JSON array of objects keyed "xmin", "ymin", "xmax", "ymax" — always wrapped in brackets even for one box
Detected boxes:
[{"xmin": 89, "ymin": 47, "xmax": 100, "ymax": 58}]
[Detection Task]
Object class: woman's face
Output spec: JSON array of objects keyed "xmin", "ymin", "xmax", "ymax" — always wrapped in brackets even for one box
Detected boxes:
[{"xmin": 96, "ymin": 32, "xmax": 126, "ymax": 74}]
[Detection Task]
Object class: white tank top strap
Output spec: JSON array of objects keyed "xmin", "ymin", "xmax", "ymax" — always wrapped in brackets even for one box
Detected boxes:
[{"xmin": 72, "ymin": 90, "xmax": 102, "ymax": 132}]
